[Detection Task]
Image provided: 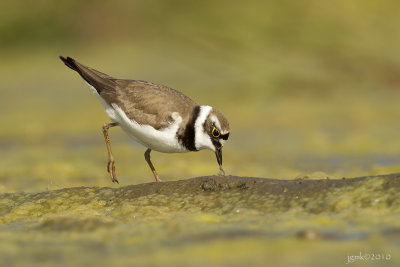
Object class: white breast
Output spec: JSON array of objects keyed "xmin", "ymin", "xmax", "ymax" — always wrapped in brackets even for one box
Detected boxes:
[{"xmin": 88, "ymin": 84, "xmax": 188, "ymax": 153}]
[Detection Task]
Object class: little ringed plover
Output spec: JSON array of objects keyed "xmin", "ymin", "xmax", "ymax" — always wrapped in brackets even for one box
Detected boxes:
[{"xmin": 60, "ymin": 56, "xmax": 230, "ymax": 183}]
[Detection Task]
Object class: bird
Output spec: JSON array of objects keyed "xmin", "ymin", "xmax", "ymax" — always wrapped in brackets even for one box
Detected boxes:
[{"xmin": 59, "ymin": 56, "xmax": 230, "ymax": 183}]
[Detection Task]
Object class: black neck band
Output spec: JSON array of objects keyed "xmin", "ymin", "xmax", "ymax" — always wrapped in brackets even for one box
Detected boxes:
[{"xmin": 180, "ymin": 105, "xmax": 200, "ymax": 151}]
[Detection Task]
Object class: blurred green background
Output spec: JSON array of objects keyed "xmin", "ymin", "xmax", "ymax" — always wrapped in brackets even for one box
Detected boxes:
[{"xmin": 1, "ymin": 0, "xmax": 400, "ymax": 192}]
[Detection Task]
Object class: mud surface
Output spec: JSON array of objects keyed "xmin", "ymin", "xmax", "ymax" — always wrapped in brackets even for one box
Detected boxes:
[{"xmin": 1, "ymin": 174, "xmax": 400, "ymax": 266}]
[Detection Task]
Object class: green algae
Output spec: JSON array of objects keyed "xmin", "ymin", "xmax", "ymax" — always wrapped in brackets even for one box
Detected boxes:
[{"xmin": 1, "ymin": 175, "xmax": 399, "ymax": 266}]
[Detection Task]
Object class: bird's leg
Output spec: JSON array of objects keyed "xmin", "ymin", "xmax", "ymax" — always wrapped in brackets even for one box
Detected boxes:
[
  {"xmin": 144, "ymin": 148, "xmax": 161, "ymax": 182},
  {"xmin": 102, "ymin": 122, "xmax": 119, "ymax": 183}
]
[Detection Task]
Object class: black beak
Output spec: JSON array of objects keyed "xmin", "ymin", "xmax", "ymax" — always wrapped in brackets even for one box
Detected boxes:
[
  {"xmin": 215, "ymin": 146, "xmax": 225, "ymax": 176},
  {"xmin": 215, "ymin": 147, "xmax": 223, "ymax": 167}
]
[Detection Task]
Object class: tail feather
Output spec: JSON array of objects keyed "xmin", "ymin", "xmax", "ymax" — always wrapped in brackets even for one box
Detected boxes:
[
  {"xmin": 59, "ymin": 56, "xmax": 87, "ymax": 82},
  {"xmin": 59, "ymin": 56, "xmax": 116, "ymax": 94},
  {"xmin": 59, "ymin": 56, "xmax": 78, "ymax": 71}
]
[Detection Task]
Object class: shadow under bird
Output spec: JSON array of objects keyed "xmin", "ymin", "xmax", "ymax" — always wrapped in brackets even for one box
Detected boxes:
[{"xmin": 59, "ymin": 56, "xmax": 230, "ymax": 183}]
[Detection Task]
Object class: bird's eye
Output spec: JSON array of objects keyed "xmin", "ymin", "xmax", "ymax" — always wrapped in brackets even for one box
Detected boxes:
[{"xmin": 212, "ymin": 127, "xmax": 220, "ymax": 138}]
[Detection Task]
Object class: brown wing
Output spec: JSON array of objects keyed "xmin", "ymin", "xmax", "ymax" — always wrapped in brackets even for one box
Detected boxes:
[
  {"xmin": 103, "ymin": 79, "xmax": 197, "ymax": 129},
  {"xmin": 60, "ymin": 56, "xmax": 197, "ymax": 129}
]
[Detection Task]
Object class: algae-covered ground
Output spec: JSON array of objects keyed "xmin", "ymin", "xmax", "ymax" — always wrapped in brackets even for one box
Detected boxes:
[
  {"xmin": 2, "ymin": 0, "xmax": 400, "ymax": 266},
  {"xmin": 1, "ymin": 175, "xmax": 400, "ymax": 266}
]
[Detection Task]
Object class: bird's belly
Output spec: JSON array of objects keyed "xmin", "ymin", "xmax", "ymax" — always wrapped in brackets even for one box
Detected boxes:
[
  {"xmin": 109, "ymin": 104, "xmax": 187, "ymax": 153},
  {"xmin": 120, "ymin": 123, "xmax": 187, "ymax": 153}
]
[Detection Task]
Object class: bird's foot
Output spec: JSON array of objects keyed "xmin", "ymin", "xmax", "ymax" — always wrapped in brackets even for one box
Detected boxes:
[
  {"xmin": 107, "ymin": 159, "xmax": 119, "ymax": 183},
  {"xmin": 153, "ymin": 171, "xmax": 162, "ymax": 182}
]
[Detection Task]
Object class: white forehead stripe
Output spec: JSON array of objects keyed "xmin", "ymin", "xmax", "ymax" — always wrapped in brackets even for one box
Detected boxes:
[
  {"xmin": 210, "ymin": 115, "xmax": 221, "ymax": 131},
  {"xmin": 194, "ymin": 105, "xmax": 214, "ymax": 151}
]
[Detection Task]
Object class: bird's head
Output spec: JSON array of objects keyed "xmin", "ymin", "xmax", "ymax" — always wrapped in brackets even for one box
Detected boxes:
[{"xmin": 194, "ymin": 106, "xmax": 230, "ymax": 172}]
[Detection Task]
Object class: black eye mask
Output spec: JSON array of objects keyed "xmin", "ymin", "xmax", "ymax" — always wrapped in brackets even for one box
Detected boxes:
[{"xmin": 220, "ymin": 133, "xmax": 229, "ymax": 140}]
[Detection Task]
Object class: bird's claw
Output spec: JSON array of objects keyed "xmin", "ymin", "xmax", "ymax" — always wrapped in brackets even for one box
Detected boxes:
[{"xmin": 107, "ymin": 160, "xmax": 119, "ymax": 183}]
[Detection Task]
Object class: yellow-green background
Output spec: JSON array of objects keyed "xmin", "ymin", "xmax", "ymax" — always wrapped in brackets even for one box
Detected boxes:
[
  {"xmin": 1, "ymin": 1, "xmax": 400, "ymax": 266},
  {"xmin": 2, "ymin": 0, "xmax": 400, "ymax": 192}
]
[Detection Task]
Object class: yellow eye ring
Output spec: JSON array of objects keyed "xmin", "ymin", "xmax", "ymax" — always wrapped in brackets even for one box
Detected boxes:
[{"xmin": 212, "ymin": 127, "xmax": 220, "ymax": 138}]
